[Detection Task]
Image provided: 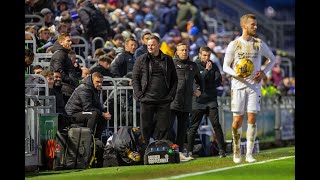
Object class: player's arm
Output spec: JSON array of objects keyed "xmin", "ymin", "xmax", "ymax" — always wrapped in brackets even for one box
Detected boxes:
[
  {"xmin": 260, "ymin": 42, "xmax": 276, "ymax": 74},
  {"xmin": 223, "ymin": 41, "xmax": 238, "ymax": 77},
  {"xmin": 252, "ymin": 42, "xmax": 276, "ymax": 83}
]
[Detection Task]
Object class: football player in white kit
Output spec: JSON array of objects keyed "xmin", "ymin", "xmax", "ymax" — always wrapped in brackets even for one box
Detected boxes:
[{"xmin": 223, "ymin": 14, "xmax": 276, "ymax": 163}]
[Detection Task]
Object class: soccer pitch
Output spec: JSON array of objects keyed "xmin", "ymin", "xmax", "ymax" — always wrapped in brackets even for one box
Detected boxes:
[{"xmin": 25, "ymin": 146, "xmax": 295, "ymax": 180}]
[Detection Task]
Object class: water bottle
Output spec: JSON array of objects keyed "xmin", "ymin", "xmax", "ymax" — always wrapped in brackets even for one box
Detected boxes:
[
  {"xmin": 156, "ymin": 147, "xmax": 161, "ymax": 151},
  {"xmin": 162, "ymin": 147, "xmax": 166, "ymax": 151},
  {"xmin": 150, "ymin": 148, "xmax": 155, "ymax": 152}
]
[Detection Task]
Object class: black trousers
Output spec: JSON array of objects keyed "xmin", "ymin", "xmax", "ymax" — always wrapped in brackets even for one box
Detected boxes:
[
  {"xmin": 140, "ymin": 102, "xmax": 171, "ymax": 144},
  {"xmin": 169, "ymin": 110, "xmax": 189, "ymax": 152},
  {"xmin": 187, "ymin": 107, "xmax": 226, "ymax": 153},
  {"xmin": 71, "ymin": 111, "xmax": 106, "ymax": 138}
]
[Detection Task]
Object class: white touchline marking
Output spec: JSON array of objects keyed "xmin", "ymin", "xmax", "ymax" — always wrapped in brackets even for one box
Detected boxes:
[{"xmin": 151, "ymin": 156, "xmax": 295, "ymax": 180}]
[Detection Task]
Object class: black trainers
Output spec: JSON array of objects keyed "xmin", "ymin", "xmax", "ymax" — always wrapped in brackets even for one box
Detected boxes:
[{"xmin": 219, "ymin": 150, "xmax": 226, "ymax": 158}]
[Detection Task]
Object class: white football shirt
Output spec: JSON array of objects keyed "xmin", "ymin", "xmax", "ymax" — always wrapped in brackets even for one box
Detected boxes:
[{"xmin": 223, "ymin": 36, "xmax": 276, "ymax": 90}]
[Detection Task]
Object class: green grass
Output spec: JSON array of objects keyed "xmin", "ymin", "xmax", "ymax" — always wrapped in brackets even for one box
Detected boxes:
[{"xmin": 25, "ymin": 146, "xmax": 295, "ymax": 180}]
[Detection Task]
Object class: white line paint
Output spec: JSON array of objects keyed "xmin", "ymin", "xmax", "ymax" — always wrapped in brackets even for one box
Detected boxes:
[{"xmin": 151, "ymin": 156, "xmax": 295, "ymax": 180}]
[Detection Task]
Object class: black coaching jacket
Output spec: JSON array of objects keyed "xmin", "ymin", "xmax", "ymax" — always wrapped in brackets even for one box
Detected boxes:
[
  {"xmin": 132, "ymin": 50, "xmax": 177, "ymax": 104},
  {"xmin": 170, "ymin": 54, "xmax": 203, "ymax": 112}
]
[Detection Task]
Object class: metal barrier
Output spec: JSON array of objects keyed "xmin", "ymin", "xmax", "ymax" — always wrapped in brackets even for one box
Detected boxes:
[
  {"xmin": 25, "ymin": 31, "xmax": 37, "ymax": 53},
  {"xmin": 25, "ymin": 74, "xmax": 49, "ymax": 97},
  {"xmin": 280, "ymin": 57, "xmax": 293, "ymax": 77},
  {"xmin": 25, "ymin": 95, "xmax": 56, "ymax": 170},
  {"xmin": 217, "ymin": 96, "xmax": 295, "ymax": 143},
  {"xmin": 25, "ymin": 14, "xmax": 45, "ymax": 27},
  {"xmin": 100, "ymin": 77, "xmax": 137, "ymax": 139},
  {"xmin": 76, "ymin": 54, "xmax": 87, "ymax": 68},
  {"xmin": 33, "ymin": 53, "xmax": 52, "ymax": 63},
  {"xmin": 91, "ymin": 37, "xmax": 105, "ymax": 57},
  {"xmin": 71, "ymin": 36, "xmax": 89, "ymax": 66}
]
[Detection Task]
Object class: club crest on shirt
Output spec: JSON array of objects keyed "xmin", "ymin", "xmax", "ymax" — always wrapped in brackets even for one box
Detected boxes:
[{"xmin": 252, "ymin": 38, "xmax": 262, "ymax": 51}]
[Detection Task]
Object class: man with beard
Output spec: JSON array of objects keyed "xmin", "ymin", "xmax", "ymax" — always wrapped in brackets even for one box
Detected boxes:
[
  {"xmin": 51, "ymin": 71, "xmax": 70, "ymax": 130},
  {"xmin": 65, "ymin": 72, "xmax": 112, "ymax": 138},
  {"xmin": 187, "ymin": 46, "xmax": 227, "ymax": 159},
  {"xmin": 223, "ymin": 14, "xmax": 276, "ymax": 163}
]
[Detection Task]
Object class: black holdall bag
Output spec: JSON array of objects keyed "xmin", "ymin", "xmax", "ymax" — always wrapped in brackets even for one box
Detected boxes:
[
  {"xmin": 53, "ymin": 127, "xmax": 93, "ymax": 170},
  {"xmin": 144, "ymin": 140, "xmax": 180, "ymax": 165}
]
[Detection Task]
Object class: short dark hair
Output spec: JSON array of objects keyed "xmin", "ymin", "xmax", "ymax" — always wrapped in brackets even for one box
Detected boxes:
[
  {"xmin": 199, "ymin": 46, "xmax": 211, "ymax": 53},
  {"xmin": 147, "ymin": 34, "xmax": 160, "ymax": 43},
  {"xmin": 33, "ymin": 65, "xmax": 44, "ymax": 70},
  {"xmin": 98, "ymin": 54, "xmax": 113, "ymax": 64}
]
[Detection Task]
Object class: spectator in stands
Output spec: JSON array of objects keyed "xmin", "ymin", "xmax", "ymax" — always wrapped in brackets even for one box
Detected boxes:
[
  {"xmin": 81, "ymin": 67, "xmax": 90, "ymax": 79},
  {"xmin": 90, "ymin": 54, "xmax": 113, "ymax": 78},
  {"xmin": 134, "ymin": 30, "xmax": 151, "ymax": 59},
  {"xmin": 104, "ymin": 34, "xmax": 125, "ymax": 55},
  {"xmin": 26, "ymin": 69, "xmax": 54, "ymax": 96},
  {"xmin": 56, "ymin": 0, "xmax": 70, "ymax": 17},
  {"xmin": 25, "ymin": 47, "xmax": 35, "ymax": 69},
  {"xmin": 157, "ymin": 0, "xmax": 176, "ymax": 37},
  {"xmin": 25, "ymin": 25, "xmax": 37, "ymax": 40},
  {"xmin": 132, "ymin": 35, "xmax": 178, "ymax": 144},
  {"xmin": 277, "ymin": 77, "xmax": 295, "ymax": 96},
  {"xmin": 271, "ymin": 61, "xmax": 284, "ymax": 87},
  {"xmin": 65, "ymin": 72, "xmax": 112, "ymax": 138},
  {"xmin": 223, "ymin": 14, "xmax": 276, "ymax": 163},
  {"xmin": 169, "ymin": 43, "xmax": 203, "ymax": 161},
  {"xmin": 160, "ymin": 36, "xmax": 176, "ymax": 58},
  {"xmin": 32, "ymin": 65, "xmax": 44, "ymax": 74},
  {"xmin": 77, "ymin": 0, "xmax": 113, "ymax": 43},
  {"xmin": 68, "ymin": 50, "xmax": 82, "ymax": 78},
  {"xmin": 110, "ymin": 37, "xmax": 137, "ymax": 77},
  {"xmin": 40, "ymin": 8, "xmax": 54, "ymax": 27},
  {"xmin": 188, "ymin": 26, "xmax": 207, "ymax": 60},
  {"xmin": 50, "ymin": 32, "xmax": 81, "ymax": 103},
  {"xmin": 176, "ymin": 0, "xmax": 197, "ymax": 32},
  {"xmin": 36, "ymin": 26, "xmax": 52, "ymax": 53},
  {"xmin": 187, "ymin": 46, "xmax": 226, "ymax": 159},
  {"xmin": 261, "ymin": 77, "xmax": 281, "ymax": 98}
]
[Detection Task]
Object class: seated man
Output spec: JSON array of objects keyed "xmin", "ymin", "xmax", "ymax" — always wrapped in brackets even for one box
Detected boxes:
[{"xmin": 65, "ymin": 72, "xmax": 112, "ymax": 138}]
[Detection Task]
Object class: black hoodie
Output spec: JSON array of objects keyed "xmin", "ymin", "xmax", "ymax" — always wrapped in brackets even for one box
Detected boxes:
[{"xmin": 50, "ymin": 41, "xmax": 81, "ymax": 96}]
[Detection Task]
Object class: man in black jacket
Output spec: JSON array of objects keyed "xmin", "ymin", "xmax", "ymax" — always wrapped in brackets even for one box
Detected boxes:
[
  {"xmin": 110, "ymin": 37, "xmax": 137, "ymax": 78},
  {"xmin": 187, "ymin": 46, "xmax": 226, "ymax": 158},
  {"xmin": 132, "ymin": 35, "xmax": 177, "ymax": 144},
  {"xmin": 65, "ymin": 72, "xmax": 112, "ymax": 138},
  {"xmin": 169, "ymin": 42, "xmax": 203, "ymax": 161},
  {"xmin": 50, "ymin": 32, "xmax": 81, "ymax": 103}
]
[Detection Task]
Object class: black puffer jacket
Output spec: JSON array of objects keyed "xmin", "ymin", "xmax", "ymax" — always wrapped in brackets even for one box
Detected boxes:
[
  {"xmin": 50, "ymin": 41, "xmax": 80, "ymax": 96},
  {"xmin": 132, "ymin": 51, "xmax": 177, "ymax": 104},
  {"xmin": 170, "ymin": 54, "xmax": 203, "ymax": 112},
  {"xmin": 65, "ymin": 74, "xmax": 104, "ymax": 117},
  {"xmin": 193, "ymin": 58, "xmax": 222, "ymax": 108}
]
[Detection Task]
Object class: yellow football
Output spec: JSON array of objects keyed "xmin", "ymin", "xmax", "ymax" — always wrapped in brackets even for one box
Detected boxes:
[{"xmin": 235, "ymin": 58, "xmax": 254, "ymax": 78}]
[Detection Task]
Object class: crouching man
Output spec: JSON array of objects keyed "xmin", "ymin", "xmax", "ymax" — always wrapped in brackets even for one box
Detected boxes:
[{"xmin": 65, "ymin": 72, "xmax": 112, "ymax": 138}]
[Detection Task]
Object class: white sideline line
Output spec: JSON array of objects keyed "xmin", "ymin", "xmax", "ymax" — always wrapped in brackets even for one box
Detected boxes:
[{"xmin": 151, "ymin": 156, "xmax": 295, "ymax": 180}]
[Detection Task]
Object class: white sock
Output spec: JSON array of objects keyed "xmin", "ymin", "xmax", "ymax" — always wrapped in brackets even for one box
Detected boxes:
[
  {"xmin": 232, "ymin": 127, "xmax": 242, "ymax": 153},
  {"xmin": 246, "ymin": 123, "xmax": 257, "ymax": 156}
]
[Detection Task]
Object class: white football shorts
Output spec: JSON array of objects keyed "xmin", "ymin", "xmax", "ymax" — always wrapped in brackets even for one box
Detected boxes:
[{"xmin": 231, "ymin": 87, "xmax": 261, "ymax": 114}]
